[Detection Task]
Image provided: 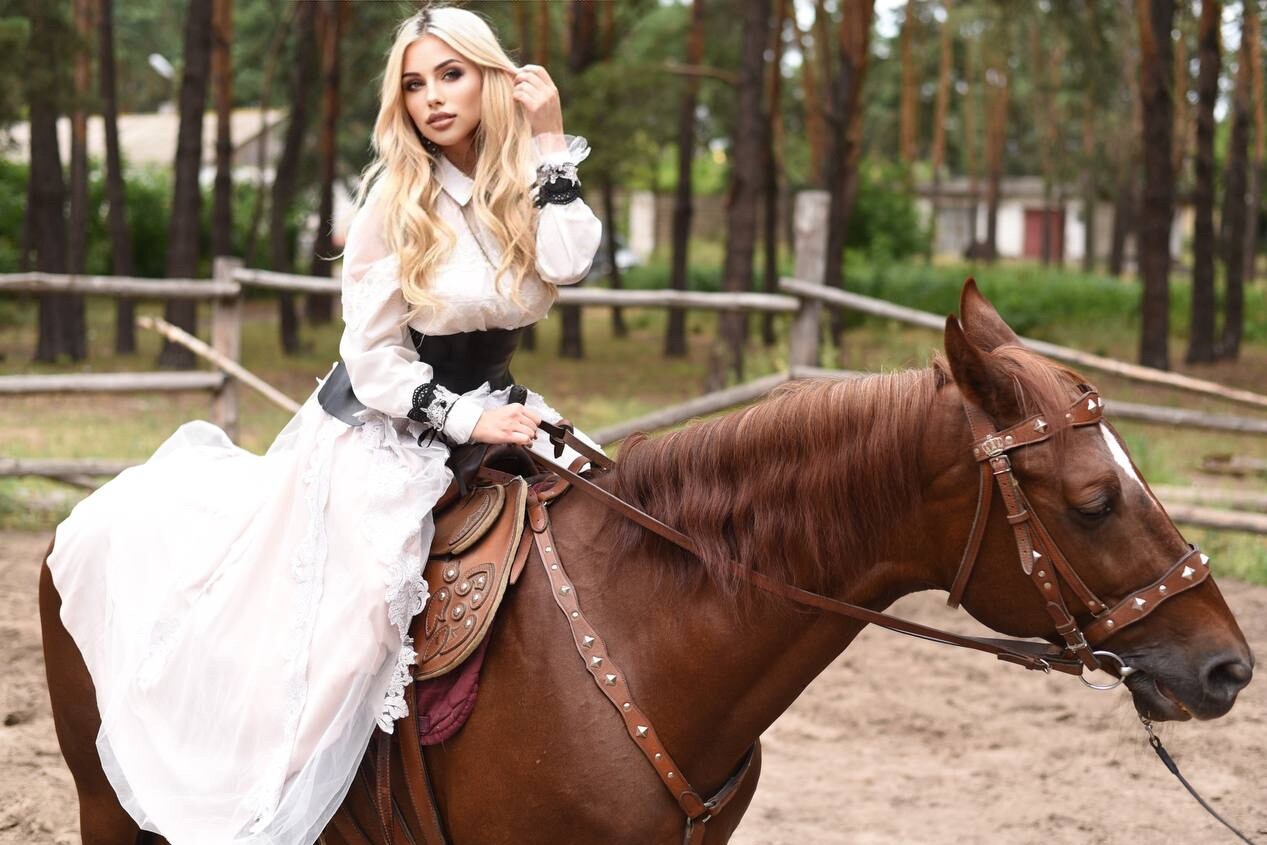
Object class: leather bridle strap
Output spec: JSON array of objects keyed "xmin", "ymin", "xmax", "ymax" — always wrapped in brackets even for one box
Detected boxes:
[{"xmin": 523, "ymin": 449, "xmax": 1083, "ymax": 675}]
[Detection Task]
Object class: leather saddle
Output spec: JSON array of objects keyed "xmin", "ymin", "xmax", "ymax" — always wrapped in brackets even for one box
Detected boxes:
[{"xmin": 413, "ymin": 473, "xmax": 530, "ymax": 681}]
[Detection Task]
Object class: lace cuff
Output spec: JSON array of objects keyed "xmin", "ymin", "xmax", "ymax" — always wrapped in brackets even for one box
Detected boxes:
[
  {"xmin": 406, "ymin": 380, "xmax": 461, "ymax": 445},
  {"xmin": 531, "ymin": 134, "xmax": 590, "ymax": 208}
]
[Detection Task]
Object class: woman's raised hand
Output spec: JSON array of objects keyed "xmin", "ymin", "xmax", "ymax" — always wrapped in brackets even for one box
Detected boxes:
[
  {"xmin": 510, "ymin": 64, "xmax": 564, "ymax": 138},
  {"xmin": 471, "ymin": 403, "xmax": 542, "ymax": 446}
]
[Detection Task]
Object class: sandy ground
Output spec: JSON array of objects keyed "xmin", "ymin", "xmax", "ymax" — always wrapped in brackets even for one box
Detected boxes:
[{"xmin": 2, "ymin": 529, "xmax": 1264, "ymax": 845}]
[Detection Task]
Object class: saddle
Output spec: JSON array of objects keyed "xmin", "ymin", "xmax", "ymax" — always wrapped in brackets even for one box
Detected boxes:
[{"xmin": 413, "ymin": 472, "xmax": 529, "ymax": 681}]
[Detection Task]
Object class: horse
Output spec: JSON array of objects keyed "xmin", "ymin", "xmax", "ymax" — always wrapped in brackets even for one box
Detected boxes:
[{"xmin": 40, "ymin": 280, "xmax": 1253, "ymax": 844}]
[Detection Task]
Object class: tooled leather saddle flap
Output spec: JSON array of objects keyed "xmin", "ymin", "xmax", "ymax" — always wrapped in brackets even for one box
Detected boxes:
[{"xmin": 413, "ymin": 477, "xmax": 527, "ymax": 681}]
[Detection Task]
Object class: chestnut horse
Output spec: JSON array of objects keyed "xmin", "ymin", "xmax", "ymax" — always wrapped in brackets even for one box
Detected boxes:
[{"xmin": 41, "ymin": 282, "xmax": 1253, "ymax": 843}]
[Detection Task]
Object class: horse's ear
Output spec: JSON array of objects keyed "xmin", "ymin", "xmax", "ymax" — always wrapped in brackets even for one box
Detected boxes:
[
  {"xmin": 944, "ymin": 314, "xmax": 1025, "ymax": 422},
  {"xmin": 959, "ymin": 278, "xmax": 1021, "ymax": 352}
]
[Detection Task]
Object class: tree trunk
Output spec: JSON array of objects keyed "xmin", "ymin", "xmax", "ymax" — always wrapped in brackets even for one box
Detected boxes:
[
  {"xmin": 1172, "ymin": 4, "xmax": 1190, "ymax": 178},
  {"xmin": 1186, "ymin": 0, "xmax": 1220, "ymax": 365},
  {"xmin": 271, "ymin": 2, "xmax": 317, "ymax": 356},
  {"xmin": 665, "ymin": 0, "xmax": 705, "ymax": 357},
  {"xmin": 1218, "ymin": 3, "xmax": 1251, "ymax": 360},
  {"xmin": 1136, "ymin": 0, "xmax": 1176, "ymax": 370},
  {"xmin": 64, "ymin": 0, "xmax": 91, "ymax": 359},
  {"xmin": 1244, "ymin": 0, "xmax": 1264, "ymax": 293},
  {"xmin": 795, "ymin": 11, "xmax": 826, "ymax": 187},
  {"xmin": 709, "ymin": 0, "xmax": 770, "ymax": 390},
  {"xmin": 211, "ymin": 0, "xmax": 233, "ymax": 265},
  {"xmin": 982, "ymin": 44, "xmax": 1008, "ymax": 263},
  {"xmin": 307, "ymin": 2, "xmax": 346, "ymax": 326},
  {"xmin": 558, "ymin": 0, "xmax": 602, "ymax": 361},
  {"xmin": 158, "ymin": 0, "xmax": 215, "ymax": 369},
  {"xmin": 28, "ymin": 0, "xmax": 74, "ymax": 364},
  {"xmin": 963, "ymin": 31, "xmax": 980, "ymax": 250},
  {"xmin": 1109, "ymin": 3, "xmax": 1142, "ymax": 278},
  {"xmin": 100, "ymin": 0, "xmax": 136, "ymax": 354},
  {"xmin": 899, "ymin": 0, "xmax": 918, "ymax": 164},
  {"xmin": 762, "ymin": 0, "xmax": 789, "ymax": 347},
  {"xmin": 927, "ymin": 0, "xmax": 953, "ymax": 263},
  {"xmin": 243, "ymin": 6, "xmax": 295, "ymax": 268},
  {"xmin": 1081, "ymin": 109, "xmax": 1097, "ymax": 273},
  {"xmin": 825, "ymin": 0, "xmax": 875, "ymax": 356},
  {"xmin": 602, "ymin": 175, "xmax": 626, "ymax": 338}
]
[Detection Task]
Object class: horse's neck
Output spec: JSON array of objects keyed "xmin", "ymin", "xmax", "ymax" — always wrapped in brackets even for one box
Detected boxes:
[{"xmin": 549, "ymin": 490, "xmax": 938, "ymax": 801}]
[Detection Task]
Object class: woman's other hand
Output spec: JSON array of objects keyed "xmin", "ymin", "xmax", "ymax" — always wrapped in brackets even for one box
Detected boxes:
[
  {"xmin": 470, "ymin": 403, "xmax": 542, "ymax": 446},
  {"xmin": 510, "ymin": 64, "xmax": 564, "ymax": 138}
]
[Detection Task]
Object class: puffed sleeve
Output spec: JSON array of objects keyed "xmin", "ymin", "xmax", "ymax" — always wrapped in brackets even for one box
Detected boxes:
[
  {"xmin": 338, "ymin": 187, "xmax": 485, "ymax": 444},
  {"xmin": 530, "ymin": 133, "xmax": 603, "ymax": 286}
]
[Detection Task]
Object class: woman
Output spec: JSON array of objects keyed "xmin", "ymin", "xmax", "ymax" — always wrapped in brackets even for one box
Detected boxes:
[{"xmin": 44, "ymin": 6, "xmax": 604, "ymax": 843}]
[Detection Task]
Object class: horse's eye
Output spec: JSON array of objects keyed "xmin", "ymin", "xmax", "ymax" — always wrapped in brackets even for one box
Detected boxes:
[{"xmin": 1076, "ymin": 500, "xmax": 1113, "ymax": 520}]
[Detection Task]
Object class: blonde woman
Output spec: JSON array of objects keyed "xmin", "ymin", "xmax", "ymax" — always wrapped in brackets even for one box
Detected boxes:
[{"xmin": 43, "ymin": 5, "xmax": 603, "ymax": 843}]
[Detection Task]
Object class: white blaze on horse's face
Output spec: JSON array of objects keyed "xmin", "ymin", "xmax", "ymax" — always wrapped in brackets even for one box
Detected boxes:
[{"xmin": 1097, "ymin": 423, "xmax": 1163, "ymax": 507}]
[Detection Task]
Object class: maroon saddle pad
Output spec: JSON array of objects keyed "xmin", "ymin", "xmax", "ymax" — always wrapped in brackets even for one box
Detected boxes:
[{"xmin": 413, "ymin": 634, "xmax": 492, "ymax": 746}]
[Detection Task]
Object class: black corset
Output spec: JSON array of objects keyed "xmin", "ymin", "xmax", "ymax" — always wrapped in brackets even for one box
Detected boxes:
[{"xmin": 317, "ymin": 325, "xmax": 530, "ymax": 427}]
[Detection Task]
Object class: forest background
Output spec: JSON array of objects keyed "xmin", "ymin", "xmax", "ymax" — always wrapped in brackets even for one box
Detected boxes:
[{"xmin": 2, "ymin": 0, "xmax": 1267, "ymax": 584}]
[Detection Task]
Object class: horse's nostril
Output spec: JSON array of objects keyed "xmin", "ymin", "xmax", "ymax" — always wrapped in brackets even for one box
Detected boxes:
[{"xmin": 1205, "ymin": 656, "xmax": 1254, "ymax": 696}]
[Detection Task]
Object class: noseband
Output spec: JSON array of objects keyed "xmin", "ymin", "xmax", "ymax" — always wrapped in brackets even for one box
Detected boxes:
[{"xmin": 947, "ymin": 388, "xmax": 1210, "ymax": 676}]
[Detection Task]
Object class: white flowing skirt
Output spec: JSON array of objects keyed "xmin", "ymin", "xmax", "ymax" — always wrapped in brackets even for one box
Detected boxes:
[{"xmin": 45, "ymin": 378, "xmax": 602, "ymax": 845}]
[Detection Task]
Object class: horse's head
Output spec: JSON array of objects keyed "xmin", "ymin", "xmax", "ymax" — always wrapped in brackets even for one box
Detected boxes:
[{"xmin": 935, "ymin": 280, "xmax": 1253, "ymax": 721}]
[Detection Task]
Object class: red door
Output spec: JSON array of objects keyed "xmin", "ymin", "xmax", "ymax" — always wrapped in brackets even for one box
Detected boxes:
[{"xmin": 1023, "ymin": 208, "xmax": 1065, "ymax": 261}]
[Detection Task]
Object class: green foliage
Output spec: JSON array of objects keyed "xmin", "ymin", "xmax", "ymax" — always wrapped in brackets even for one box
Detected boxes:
[{"xmin": 846, "ymin": 160, "xmax": 929, "ymax": 262}]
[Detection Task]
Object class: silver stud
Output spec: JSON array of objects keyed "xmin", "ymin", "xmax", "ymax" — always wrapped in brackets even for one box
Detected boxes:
[
  {"xmin": 551, "ymin": 564, "xmax": 558, "ymax": 570},
  {"xmin": 559, "ymin": 584, "xmax": 572, "ymax": 596},
  {"xmin": 1066, "ymin": 413, "xmax": 1073, "ymax": 420},
  {"xmin": 1032, "ymin": 550, "xmax": 1042, "ymax": 561},
  {"xmin": 465, "ymin": 618, "xmax": 474, "ymax": 628},
  {"xmin": 472, "ymin": 592, "xmax": 482, "ymax": 602},
  {"xmin": 604, "ymin": 674, "xmax": 617, "ymax": 686},
  {"xmin": 456, "ymin": 580, "xmax": 471, "ymax": 595},
  {"xmin": 655, "ymin": 753, "xmax": 662, "ymax": 761},
  {"xmin": 623, "ymin": 702, "xmax": 632, "ymax": 711},
  {"xmin": 1005, "ymin": 435, "xmax": 1014, "ymax": 444},
  {"xmin": 1159, "ymin": 585, "xmax": 1167, "ymax": 594},
  {"xmin": 667, "ymin": 772, "xmax": 675, "ymax": 779},
  {"xmin": 1200, "ymin": 553, "xmax": 1210, "ymax": 567},
  {"xmin": 590, "ymin": 656, "xmax": 604, "ymax": 668},
  {"xmin": 635, "ymin": 725, "xmax": 649, "ymax": 738},
  {"xmin": 1182, "ymin": 565, "xmax": 1195, "ymax": 580},
  {"xmin": 1037, "ymin": 570, "xmax": 1046, "ymax": 578},
  {"xmin": 582, "ymin": 635, "xmax": 595, "ymax": 648},
  {"xmin": 473, "ymin": 574, "xmax": 487, "ymax": 589},
  {"xmin": 1106, "ymin": 620, "xmax": 1115, "ymax": 629},
  {"xmin": 1134, "ymin": 597, "xmax": 1147, "ymax": 610},
  {"xmin": 1034, "ymin": 418, "xmax": 1048, "ymax": 433},
  {"xmin": 438, "ymin": 590, "xmax": 448, "ymax": 601},
  {"xmin": 444, "ymin": 567, "xmax": 458, "ymax": 582},
  {"xmin": 1043, "ymin": 582, "xmax": 1053, "ymax": 591},
  {"xmin": 544, "ymin": 546, "xmax": 552, "ymax": 553},
  {"xmin": 571, "ymin": 611, "xmax": 579, "ymax": 619},
  {"xmin": 451, "ymin": 604, "xmax": 466, "ymax": 620}
]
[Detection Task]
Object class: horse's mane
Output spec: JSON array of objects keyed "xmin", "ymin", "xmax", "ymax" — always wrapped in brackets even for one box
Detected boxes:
[
  {"xmin": 606, "ymin": 366, "xmax": 948, "ymax": 599},
  {"xmin": 605, "ymin": 346, "xmax": 1091, "ymax": 599}
]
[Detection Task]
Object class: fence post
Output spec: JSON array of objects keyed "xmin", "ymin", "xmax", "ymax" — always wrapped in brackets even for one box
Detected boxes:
[
  {"xmin": 211, "ymin": 256, "xmax": 244, "ymax": 442},
  {"xmin": 789, "ymin": 190, "xmax": 831, "ymax": 368}
]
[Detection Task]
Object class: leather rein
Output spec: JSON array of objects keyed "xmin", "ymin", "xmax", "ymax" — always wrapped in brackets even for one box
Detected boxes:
[{"xmin": 520, "ymin": 387, "xmax": 1213, "ymax": 843}]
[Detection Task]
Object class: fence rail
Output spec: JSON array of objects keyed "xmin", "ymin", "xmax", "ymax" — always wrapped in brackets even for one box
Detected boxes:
[{"xmin": 4, "ymin": 189, "xmax": 1267, "ymax": 537}]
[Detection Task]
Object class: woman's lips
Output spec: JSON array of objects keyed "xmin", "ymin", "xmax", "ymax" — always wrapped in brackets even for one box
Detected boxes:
[{"xmin": 429, "ymin": 115, "xmax": 455, "ymax": 129}]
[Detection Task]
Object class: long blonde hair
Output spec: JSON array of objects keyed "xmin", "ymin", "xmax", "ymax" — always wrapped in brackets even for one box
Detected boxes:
[{"xmin": 352, "ymin": 5, "xmax": 546, "ymax": 322}]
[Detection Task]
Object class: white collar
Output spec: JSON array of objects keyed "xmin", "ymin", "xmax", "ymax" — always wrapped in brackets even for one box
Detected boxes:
[{"xmin": 436, "ymin": 153, "xmax": 473, "ymax": 206}]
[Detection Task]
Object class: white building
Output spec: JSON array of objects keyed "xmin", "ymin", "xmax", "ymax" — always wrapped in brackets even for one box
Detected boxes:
[{"xmin": 916, "ymin": 176, "xmax": 1190, "ymax": 267}]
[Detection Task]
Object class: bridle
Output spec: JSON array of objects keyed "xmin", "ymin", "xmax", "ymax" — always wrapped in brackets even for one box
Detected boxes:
[
  {"xmin": 521, "ymin": 384, "xmax": 1216, "ymax": 842},
  {"xmin": 947, "ymin": 386, "xmax": 1210, "ymax": 681}
]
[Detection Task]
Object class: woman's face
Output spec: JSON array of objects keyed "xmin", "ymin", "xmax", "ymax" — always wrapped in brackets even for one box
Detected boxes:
[{"xmin": 402, "ymin": 34, "xmax": 484, "ymax": 163}]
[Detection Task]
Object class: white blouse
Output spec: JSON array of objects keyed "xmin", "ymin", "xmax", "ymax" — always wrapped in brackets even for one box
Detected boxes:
[{"xmin": 337, "ymin": 135, "xmax": 603, "ymax": 446}]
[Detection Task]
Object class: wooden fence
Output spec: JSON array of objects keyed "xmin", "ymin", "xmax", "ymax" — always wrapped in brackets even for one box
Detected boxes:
[{"xmin": 4, "ymin": 189, "xmax": 1267, "ymax": 535}]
